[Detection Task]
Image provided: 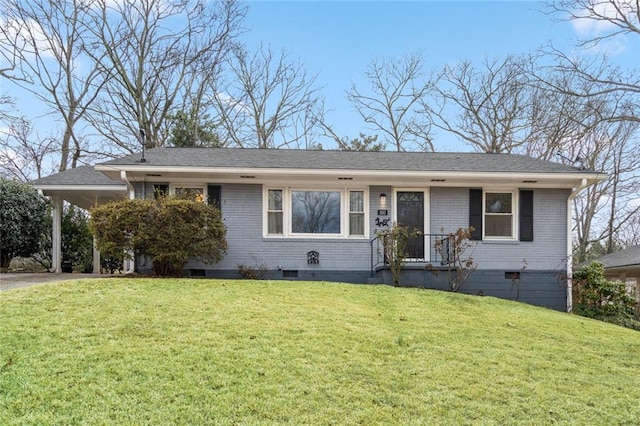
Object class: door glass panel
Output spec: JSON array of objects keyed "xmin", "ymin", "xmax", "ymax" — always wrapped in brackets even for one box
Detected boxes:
[{"xmin": 397, "ymin": 191, "xmax": 424, "ymax": 259}]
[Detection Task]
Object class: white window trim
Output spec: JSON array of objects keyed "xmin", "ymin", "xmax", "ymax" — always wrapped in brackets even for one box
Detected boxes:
[
  {"xmin": 391, "ymin": 188, "xmax": 430, "ymax": 233},
  {"xmin": 392, "ymin": 188, "xmax": 431, "ymax": 261},
  {"xmin": 482, "ymin": 189, "xmax": 518, "ymax": 241},
  {"xmin": 263, "ymin": 186, "xmax": 369, "ymax": 239}
]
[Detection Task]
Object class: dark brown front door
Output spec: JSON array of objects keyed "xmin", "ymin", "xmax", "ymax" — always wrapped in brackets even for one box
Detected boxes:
[{"xmin": 397, "ymin": 191, "xmax": 424, "ymax": 259}]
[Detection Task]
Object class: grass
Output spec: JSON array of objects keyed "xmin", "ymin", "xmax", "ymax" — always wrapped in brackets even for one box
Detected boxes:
[{"xmin": 1, "ymin": 278, "xmax": 640, "ymax": 425}]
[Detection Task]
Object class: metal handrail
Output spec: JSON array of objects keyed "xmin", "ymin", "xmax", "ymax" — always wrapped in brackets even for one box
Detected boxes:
[{"xmin": 370, "ymin": 233, "xmax": 454, "ymax": 277}]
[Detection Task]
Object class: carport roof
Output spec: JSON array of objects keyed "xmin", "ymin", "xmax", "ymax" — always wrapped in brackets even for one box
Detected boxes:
[
  {"xmin": 31, "ymin": 165, "xmax": 122, "ymax": 186},
  {"xmin": 31, "ymin": 165, "xmax": 127, "ymax": 209}
]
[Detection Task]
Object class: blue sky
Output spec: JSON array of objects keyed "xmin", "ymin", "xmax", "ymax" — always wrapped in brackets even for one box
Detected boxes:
[
  {"xmin": 242, "ymin": 1, "xmax": 570, "ymax": 150},
  {"xmin": 240, "ymin": 0, "xmax": 638, "ymax": 150}
]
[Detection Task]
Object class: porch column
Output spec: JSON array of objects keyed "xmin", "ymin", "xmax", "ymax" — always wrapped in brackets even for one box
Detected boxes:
[
  {"xmin": 51, "ymin": 196, "xmax": 62, "ymax": 274},
  {"xmin": 93, "ymin": 235, "xmax": 101, "ymax": 274}
]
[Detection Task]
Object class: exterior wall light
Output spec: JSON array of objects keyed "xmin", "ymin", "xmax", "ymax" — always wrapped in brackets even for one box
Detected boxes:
[{"xmin": 380, "ymin": 193, "xmax": 386, "ymax": 206}]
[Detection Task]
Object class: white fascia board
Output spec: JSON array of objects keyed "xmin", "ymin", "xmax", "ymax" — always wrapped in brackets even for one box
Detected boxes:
[
  {"xmin": 33, "ymin": 185, "xmax": 128, "ymax": 192},
  {"xmin": 95, "ymin": 164, "xmax": 604, "ymax": 183}
]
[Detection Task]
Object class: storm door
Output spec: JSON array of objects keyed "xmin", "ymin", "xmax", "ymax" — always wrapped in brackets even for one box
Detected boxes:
[{"xmin": 396, "ymin": 191, "xmax": 425, "ymax": 259}]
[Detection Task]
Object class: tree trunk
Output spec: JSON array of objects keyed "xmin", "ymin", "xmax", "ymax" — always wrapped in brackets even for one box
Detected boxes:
[{"xmin": 1, "ymin": 252, "xmax": 13, "ymax": 269}]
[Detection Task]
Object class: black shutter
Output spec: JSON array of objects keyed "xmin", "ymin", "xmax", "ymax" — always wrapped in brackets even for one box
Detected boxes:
[
  {"xmin": 153, "ymin": 184, "xmax": 168, "ymax": 199},
  {"xmin": 519, "ymin": 190, "xmax": 534, "ymax": 241},
  {"xmin": 207, "ymin": 185, "xmax": 221, "ymax": 208},
  {"xmin": 469, "ymin": 189, "xmax": 483, "ymax": 240}
]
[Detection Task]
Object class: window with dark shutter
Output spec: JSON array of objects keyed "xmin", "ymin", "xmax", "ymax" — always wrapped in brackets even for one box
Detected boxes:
[
  {"xmin": 469, "ymin": 189, "xmax": 483, "ymax": 240},
  {"xmin": 207, "ymin": 185, "xmax": 221, "ymax": 208},
  {"xmin": 519, "ymin": 190, "xmax": 534, "ymax": 241},
  {"xmin": 153, "ymin": 184, "xmax": 168, "ymax": 199}
]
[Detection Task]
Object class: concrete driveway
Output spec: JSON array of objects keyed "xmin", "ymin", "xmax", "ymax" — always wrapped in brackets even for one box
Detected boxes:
[{"xmin": 0, "ymin": 273, "xmax": 107, "ymax": 291}]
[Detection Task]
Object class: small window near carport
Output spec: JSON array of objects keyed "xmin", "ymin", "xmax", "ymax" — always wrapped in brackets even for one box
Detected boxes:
[
  {"xmin": 153, "ymin": 184, "xmax": 168, "ymax": 199},
  {"xmin": 207, "ymin": 185, "xmax": 222, "ymax": 208}
]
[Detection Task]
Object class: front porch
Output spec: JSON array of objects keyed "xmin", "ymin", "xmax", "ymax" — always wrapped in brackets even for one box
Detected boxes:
[{"xmin": 370, "ymin": 232, "xmax": 459, "ymax": 276}]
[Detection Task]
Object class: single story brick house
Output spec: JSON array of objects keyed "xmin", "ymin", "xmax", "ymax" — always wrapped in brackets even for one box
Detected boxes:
[{"xmin": 32, "ymin": 148, "xmax": 604, "ymax": 311}]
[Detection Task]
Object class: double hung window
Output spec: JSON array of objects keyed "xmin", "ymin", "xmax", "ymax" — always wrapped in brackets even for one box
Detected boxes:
[
  {"xmin": 349, "ymin": 191, "xmax": 365, "ymax": 236},
  {"xmin": 267, "ymin": 189, "xmax": 284, "ymax": 234},
  {"xmin": 484, "ymin": 192, "xmax": 515, "ymax": 239}
]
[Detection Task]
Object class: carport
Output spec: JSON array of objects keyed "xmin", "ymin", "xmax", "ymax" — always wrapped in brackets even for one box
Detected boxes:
[{"xmin": 31, "ymin": 166, "xmax": 128, "ymax": 273}]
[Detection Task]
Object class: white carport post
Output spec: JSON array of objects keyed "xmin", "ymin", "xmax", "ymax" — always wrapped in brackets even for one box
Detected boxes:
[
  {"xmin": 51, "ymin": 195, "xmax": 63, "ymax": 274},
  {"xmin": 93, "ymin": 236, "xmax": 101, "ymax": 274}
]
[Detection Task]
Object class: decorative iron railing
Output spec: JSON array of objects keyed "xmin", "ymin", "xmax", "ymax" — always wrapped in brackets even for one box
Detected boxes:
[{"xmin": 370, "ymin": 233, "xmax": 455, "ymax": 277}]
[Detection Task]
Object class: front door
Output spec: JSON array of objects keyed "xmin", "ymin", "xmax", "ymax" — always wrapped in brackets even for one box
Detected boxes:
[{"xmin": 396, "ymin": 191, "xmax": 424, "ymax": 259}]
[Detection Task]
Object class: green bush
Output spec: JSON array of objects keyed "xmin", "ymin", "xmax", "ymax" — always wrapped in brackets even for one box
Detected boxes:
[
  {"xmin": 573, "ymin": 261, "xmax": 640, "ymax": 330},
  {"xmin": 62, "ymin": 205, "xmax": 94, "ymax": 272},
  {"xmin": 377, "ymin": 224, "xmax": 420, "ymax": 286},
  {"xmin": 30, "ymin": 204, "xmax": 94, "ymax": 273},
  {"xmin": 0, "ymin": 178, "xmax": 49, "ymax": 269},
  {"xmin": 90, "ymin": 197, "xmax": 227, "ymax": 276}
]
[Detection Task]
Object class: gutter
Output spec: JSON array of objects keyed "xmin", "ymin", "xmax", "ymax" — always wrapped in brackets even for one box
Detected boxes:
[
  {"xmin": 566, "ymin": 178, "xmax": 588, "ymax": 313},
  {"xmin": 95, "ymin": 163, "xmax": 602, "ymax": 182}
]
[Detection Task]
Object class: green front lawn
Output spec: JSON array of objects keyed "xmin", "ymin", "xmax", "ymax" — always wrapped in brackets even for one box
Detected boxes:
[{"xmin": 1, "ymin": 278, "xmax": 639, "ymax": 424}]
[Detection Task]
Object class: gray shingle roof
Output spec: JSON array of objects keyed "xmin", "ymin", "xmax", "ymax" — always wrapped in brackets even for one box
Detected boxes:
[
  {"xmin": 31, "ymin": 165, "xmax": 122, "ymax": 186},
  {"xmin": 590, "ymin": 245, "xmax": 640, "ymax": 269},
  {"xmin": 100, "ymin": 147, "xmax": 599, "ymax": 174}
]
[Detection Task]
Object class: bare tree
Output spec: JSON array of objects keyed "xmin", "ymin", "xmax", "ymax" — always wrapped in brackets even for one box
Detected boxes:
[
  {"xmin": 348, "ymin": 52, "xmax": 433, "ymax": 152},
  {"xmin": 525, "ymin": 54, "xmax": 640, "ymax": 261},
  {"xmin": 521, "ymin": 53, "xmax": 620, "ymax": 160},
  {"xmin": 546, "ymin": 0, "xmax": 640, "ymax": 48},
  {"xmin": 570, "ymin": 119, "xmax": 640, "ymax": 262},
  {"xmin": 538, "ymin": 1, "xmax": 640, "ymax": 258},
  {"xmin": 424, "ymin": 55, "xmax": 561, "ymax": 154},
  {"xmin": 0, "ymin": 117, "xmax": 58, "ymax": 181},
  {"xmin": 0, "ymin": 0, "xmax": 105, "ymax": 171},
  {"xmin": 617, "ymin": 216, "xmax": 640, "ymax": 248},
  {"xmin": 84, "ymin": 0, "xmax": 245, "ymax": 152},
  {"xmin": 212, "ymin": 45, "xmax": 323, "ymax": 149},
  {"xmin": 544, "ymin": 1, "xmax": 640, "ymax": 123}
]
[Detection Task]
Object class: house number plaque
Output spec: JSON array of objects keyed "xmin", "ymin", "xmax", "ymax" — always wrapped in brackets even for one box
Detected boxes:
[{"xmin": 375, "ymin": 217, "xmax": 390, "ymax": 227}]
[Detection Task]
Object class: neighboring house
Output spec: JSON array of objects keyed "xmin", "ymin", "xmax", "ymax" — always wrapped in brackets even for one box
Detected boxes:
[
  {"xmin": 32, "ymin": 148, "xmax": 604, "ymax": 311},
  {"xmin": 585, "ymin": 245, "xmax": 640, "ymax": 283},
  {"xmin": 585, "ymin": 246, "xmax": 640, "ymax": 303}
]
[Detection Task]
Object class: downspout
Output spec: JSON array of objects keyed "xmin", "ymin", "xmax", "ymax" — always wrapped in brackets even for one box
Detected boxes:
[
  {"xmin": 121, "ymin": 170, "xmax": 135, "ymax": 200},
  {"xmin": 566, "ymin": 178, "xmax": 587, "ymax": 313},
  {"xmin": 120, "ymin": 171, "xmax": 136, "ymax": 274}
]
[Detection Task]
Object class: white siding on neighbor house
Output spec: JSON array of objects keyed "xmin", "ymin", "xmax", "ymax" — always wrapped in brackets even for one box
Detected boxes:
[{"xmin": 430, "ymin": 187, "xmax": 570, "ymax": 271}]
